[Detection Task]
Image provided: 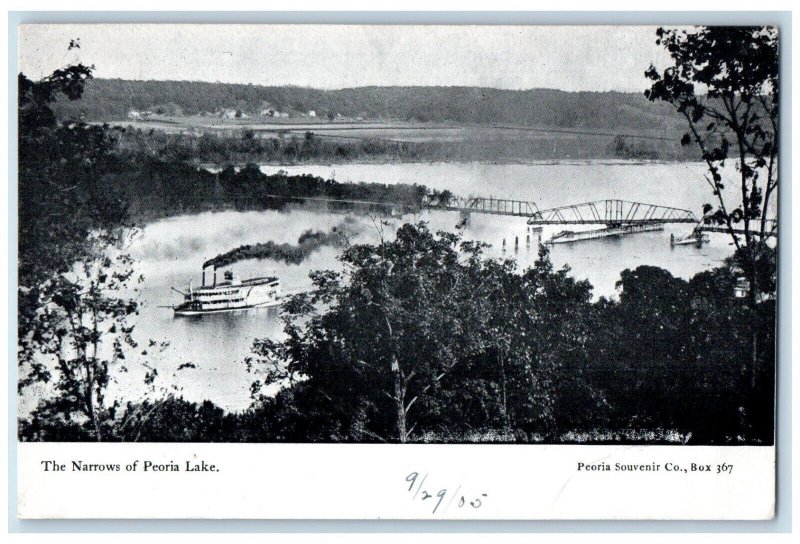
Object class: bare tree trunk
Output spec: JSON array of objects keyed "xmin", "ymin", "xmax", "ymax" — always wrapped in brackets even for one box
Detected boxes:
[
  {"xmin": 748, "ymin": 257, "xmax": 760, "ymax": 390},
  {"xmin": 87, "ymin": 400, "xmax": 102, "ymax": 441},
  {"xmin": 84, "ymin": 365, "xmax": 102, "ymax": 441},
  {"xmin": 751, "ymin": 330, "xmax": 759, "ymax": 389},
  {"xmin": 500, "ymin": 350, "xmax": 509, "ymax": 426},
  {"xmin": 742, "ymin": 266, "xmax": 760, "ymax": 437},
  {"xmin": 391, "ymin": 354, "xmax": 406, "ymax": 443}
]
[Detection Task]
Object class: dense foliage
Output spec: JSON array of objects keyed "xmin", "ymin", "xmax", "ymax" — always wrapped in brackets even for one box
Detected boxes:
[
  {"xmin": 240, "ymin": 224, "xmax": 774, "ymax": 444},
  {"xmin": 21, "ymin": 224, "xmax": 775, "ymax": 444},
  {"xmin": 118, "ymin": 128, "xmax": 423, "ymax": 164},
  {"xmin": 18, "ymin": 67, "xmax": 127, "ymax": 292},
  {"xmin": 646, "ymin": 26, "xmax": 778, "ymax": 287},
  {"xmin": 18, "ymin": 61, "xmax": 147, "ymax": 440},
  {"xmin": 645, "ymin": 26, "xmax": 779, "ymax": 435}
]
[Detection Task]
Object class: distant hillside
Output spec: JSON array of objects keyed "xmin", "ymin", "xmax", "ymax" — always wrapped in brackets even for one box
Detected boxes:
[{"xmin": 53, "ymin": 79, "xmax": 685, "ymax": 134}]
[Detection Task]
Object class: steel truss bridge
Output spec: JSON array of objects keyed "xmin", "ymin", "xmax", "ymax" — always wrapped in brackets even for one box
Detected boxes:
[
  {"xmin": 429, "ymin": 197, "xmax": 776, "ymax": 243},
  {"xmin": 430, "ymin": 196, "xmax": 540, "ymax": 218},
  {"xmin": 525, "ymin": 200, "xmax": 698, "ymax": 226},
  {"xmin": 429, "ymin": 197, "xmax": 698, "ymax": 225}
]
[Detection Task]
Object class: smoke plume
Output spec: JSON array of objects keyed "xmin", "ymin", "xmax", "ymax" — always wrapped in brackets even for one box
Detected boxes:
[{"xmin": 203, "ymin": 219, "xmax": 356, "ymax": 269}]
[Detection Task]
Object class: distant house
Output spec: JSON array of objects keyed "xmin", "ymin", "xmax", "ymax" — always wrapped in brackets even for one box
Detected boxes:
[
  {"xmin": 734, "ymin": 277, "xmax": 750, "ymax": 299},
  {"xmin": 308, "ymin": 110, "xmax": 317, "ymax": 117},
  {"xmin": 221, "ymin": 109, "xmax": 250, "ymax": 119},
  {"xmin": 127, "ymin": 110, "xmax": 154, "ymax": 119},
  {"xmin": 260, "ymin": 108, "xmax": 276, "ymax": 117}
]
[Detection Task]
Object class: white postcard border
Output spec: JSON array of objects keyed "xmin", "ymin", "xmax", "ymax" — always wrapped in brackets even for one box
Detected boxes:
[{"xmin": 18, "ymin": 443, "xmax": 774, "ymax": 520}]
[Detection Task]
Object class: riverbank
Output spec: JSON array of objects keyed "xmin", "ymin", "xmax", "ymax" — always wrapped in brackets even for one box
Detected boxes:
[{"xmin": 199, "ymin": 157, "xmax": 696, "ymax": 170}]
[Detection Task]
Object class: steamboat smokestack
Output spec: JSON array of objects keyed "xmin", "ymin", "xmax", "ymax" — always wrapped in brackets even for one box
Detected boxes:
[{"xmin": 202, "ymin": 268, "xmax": 206, "ymax": 287}]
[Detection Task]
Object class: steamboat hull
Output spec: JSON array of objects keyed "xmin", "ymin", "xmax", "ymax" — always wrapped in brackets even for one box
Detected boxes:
[
  {"xmin": 173, "ymin": 274, "xmax": 281, "ymax": 317},
  {"xmin": 173, "ymin": 299, "xmax": 282, "ymax": 316}
]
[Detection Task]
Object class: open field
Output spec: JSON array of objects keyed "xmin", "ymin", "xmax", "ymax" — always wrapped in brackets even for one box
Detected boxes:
[
  {"xmin": 104, "ymin": 115, "xmax": 677, "ymax": 142},
  {"xmin": 104, "ymin": 115, "xmax": 693, "ymax": 162}
]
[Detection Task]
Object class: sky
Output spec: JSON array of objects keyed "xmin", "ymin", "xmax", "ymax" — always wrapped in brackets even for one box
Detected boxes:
[{"xmin": 18, "ymin": 24, "xmax": 676, "ymax": 92}]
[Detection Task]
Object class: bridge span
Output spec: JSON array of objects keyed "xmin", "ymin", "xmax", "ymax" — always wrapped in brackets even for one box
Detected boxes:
[
  {"xmin": 428, "ymin": 197, "xmax": 698, "ymax": 225},
  {"xmin": 430, "ymin": 197, "xmax": 776, "ymax": 245},
  {"xmin": 525, "ymin": 200, "xmax": 697, "ymax": 226},
  {"xmin": 429, "ymin": 196, "xmax": 539, "ymax": 218}
]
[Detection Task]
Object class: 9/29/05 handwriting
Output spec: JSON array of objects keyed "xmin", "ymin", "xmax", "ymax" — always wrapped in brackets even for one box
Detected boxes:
[{"xmin": 405, "ymin": 471, "xmax": 487, "ymax": 515}]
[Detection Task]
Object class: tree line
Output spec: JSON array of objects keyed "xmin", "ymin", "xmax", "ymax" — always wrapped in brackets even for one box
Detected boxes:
[
  {"xmin": 117, "ymin": 128, "xmax": 426, "ymax": 165},
  {"xmin": 117, "ymin": 126, "xmax": 697, "ymax": 164},
  {"xmin": 57, "ymin": 78, "xmax": 687, "ymax": 133}
]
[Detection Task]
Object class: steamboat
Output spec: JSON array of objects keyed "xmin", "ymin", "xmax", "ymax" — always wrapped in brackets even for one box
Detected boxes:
[{"xmin": 173, "ymin": 265, "xmax": 281, "ymax": 317}]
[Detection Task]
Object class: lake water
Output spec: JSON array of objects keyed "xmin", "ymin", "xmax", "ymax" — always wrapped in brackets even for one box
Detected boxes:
[{"xmin": 115, "ymin": 160, "xmax": 754, "ymax": 412}]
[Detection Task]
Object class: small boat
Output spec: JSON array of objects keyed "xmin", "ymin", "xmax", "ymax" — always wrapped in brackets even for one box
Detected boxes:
[
  {"xmin": 173, "ymin": 268, "xmax": 281, "ymax": 317},
  {"xmin": 670, "ymin": 231, "xmax": 710, "ymax": 247}
]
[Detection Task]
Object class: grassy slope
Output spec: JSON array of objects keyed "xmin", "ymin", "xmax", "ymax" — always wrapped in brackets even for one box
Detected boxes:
[{"xmin": 56, "ymin": 79, "xmax": 685, "ymax": 133}]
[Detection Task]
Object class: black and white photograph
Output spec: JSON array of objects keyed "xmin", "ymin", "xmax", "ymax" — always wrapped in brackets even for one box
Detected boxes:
[{"xmin": 12, "ymin": 19, "xmax": 783, "ymax": 521}]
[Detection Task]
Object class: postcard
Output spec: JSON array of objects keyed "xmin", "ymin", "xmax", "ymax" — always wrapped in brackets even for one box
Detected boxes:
[{"xmin": 15, "ymin": 23, "xmax": 779, "ymax": 520}]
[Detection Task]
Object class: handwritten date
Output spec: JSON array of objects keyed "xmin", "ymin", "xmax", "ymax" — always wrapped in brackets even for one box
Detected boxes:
[{"xmin": 405, "ymin": 471, "xmax": 487, "ymax": 515}]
